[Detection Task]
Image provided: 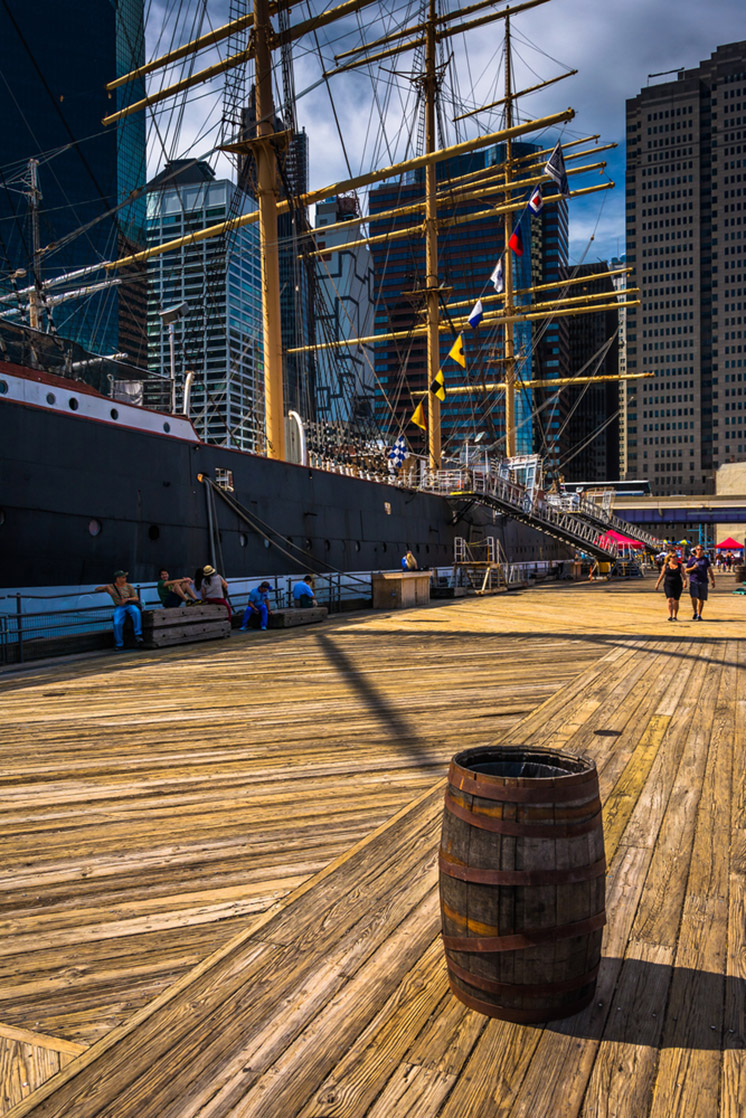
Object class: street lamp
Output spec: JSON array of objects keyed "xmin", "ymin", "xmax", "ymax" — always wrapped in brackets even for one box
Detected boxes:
[{"xmin": 159, "ymin": 301, "xmax": 189, "ymax": 413}]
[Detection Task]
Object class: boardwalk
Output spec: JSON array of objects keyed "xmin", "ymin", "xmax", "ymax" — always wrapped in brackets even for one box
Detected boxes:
[{"xmin": 0, "ymin": 580, "xmax": 744, "ymax": 1115}]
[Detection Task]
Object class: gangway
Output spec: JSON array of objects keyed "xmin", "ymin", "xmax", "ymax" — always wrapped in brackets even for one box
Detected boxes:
[
  {"xmin": 421, "ymin": 468, "xmax": 622, "ymax": 561},
  {"xmin": 547, "ymin": 491, "xmax": 665, "ymax": 551}
]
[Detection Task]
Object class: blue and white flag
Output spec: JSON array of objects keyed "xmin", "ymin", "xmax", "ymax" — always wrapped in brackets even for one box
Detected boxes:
[
  {"xmin": 467, "ymin": 299, "xmax": 483, "ymax": 328},
  {"xmin": 388, "ymin": 434, "xmax": 407, "ymax": 471},
  {"xmin": 545, "ymin": 141, "xmax": 569, "ymax": 197},
  {"xmin": 490, "ymin": 259, "xmax": 504, "ymax": 294},
  {"xmin": 528, "ymin": 184, "xmax": 543, "ymax": 214}
]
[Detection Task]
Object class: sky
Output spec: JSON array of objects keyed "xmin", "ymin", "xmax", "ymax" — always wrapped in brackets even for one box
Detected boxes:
[{"xmin": 146, "ymin": 0, "xmax": 744, "ymax": 265}]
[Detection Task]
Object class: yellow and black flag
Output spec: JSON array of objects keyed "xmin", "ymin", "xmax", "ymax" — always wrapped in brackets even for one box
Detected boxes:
[
  {"xmin": 448, "ymin": 333, "xmax": 466, "ymax": 368},
  {"xmin": 410, "ymin": 401, "xmax": 427, "ymax": 430},
  {"xmin": 430, "ymin": 368, "xmax": 446, "ymax": 401}
]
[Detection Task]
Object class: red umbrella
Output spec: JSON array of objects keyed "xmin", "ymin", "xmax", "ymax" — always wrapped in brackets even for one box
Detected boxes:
[{"xmin": 716, "ymin": 537, "xmax": 742, "ymax": 549}]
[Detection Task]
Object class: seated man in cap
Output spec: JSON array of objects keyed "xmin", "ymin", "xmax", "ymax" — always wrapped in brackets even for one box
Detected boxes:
[
  {"xmin": 95, "ymin": 570, "xmax": 144, "ymax": 651},
  {"xmin": 241, "ymin": 581, "xmax": 273, "ymax": 631},
  {"xmin": 200, "ymin": 564, "xmax": 231, "ymax": 620}
]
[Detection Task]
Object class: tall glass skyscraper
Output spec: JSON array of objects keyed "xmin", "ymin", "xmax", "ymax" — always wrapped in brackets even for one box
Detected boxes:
[
  {"xmin": 369, "ymin": 142, "xmax": 567, "ymax": 461},
  {"xmin": 147, "ymin": 161, "xmax": 263, "ymax": 452},
  {"xmin": 625, "ymin": 41, "xmax": 746, "ymax": 494},
  {"xmin": 0, "ymin": 0, "xmax": 146, "ymax": 362}
]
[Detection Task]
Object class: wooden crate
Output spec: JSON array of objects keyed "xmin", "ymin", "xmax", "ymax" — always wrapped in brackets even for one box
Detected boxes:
[
  {"xmin": 267, "ymin": 607, "xmax": 328, "ymax": 629},
  {"xmin": 141, "ymin": 604, "xmax": 231, "ymax": 649}
]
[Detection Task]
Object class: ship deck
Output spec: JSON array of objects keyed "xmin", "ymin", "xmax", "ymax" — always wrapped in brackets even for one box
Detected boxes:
[{"xmin": 1, "ymin": 579, "xmax": 744, "ymax": 1116}]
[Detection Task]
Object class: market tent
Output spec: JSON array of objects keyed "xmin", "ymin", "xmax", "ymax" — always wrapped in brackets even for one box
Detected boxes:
[
  {"xmin": 716, "ymin": 537, "xmax": 742, "ymax": 549},
  {"xmin": 599, "ymin": 529, "xmax": 644, "ymax": 549}
]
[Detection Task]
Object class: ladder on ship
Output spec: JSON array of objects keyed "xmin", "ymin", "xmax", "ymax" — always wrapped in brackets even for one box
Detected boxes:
[
  {"xmin": 451, "ymin": 537, "xmax": 508, "ymax": 593},
  {"xmin": 548, "ymin": 491, "xmax": 664, "ymax": 551}
]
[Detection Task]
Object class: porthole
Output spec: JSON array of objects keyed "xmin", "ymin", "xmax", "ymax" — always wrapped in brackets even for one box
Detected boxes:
[
  {"xmin": 382, "ymin": 542, "xmax": 387, "ymax": 552},
  {"xmin": 355, "ymin": 541, "xmax": 361, "ymax": 552},
  {"xmin": 384, "ymin": 501, "xmax": 392, "ymax": 515},
  {"xmin": 325, "ymin": 539, "xmax": 331, "ymax": 551},
  {"xmin": 88, "ymin": 519, "xmax": 102, "ymax": 537},
  {"xmin": 0, "ymin": 380, "xmax": 7, "ymax": 395},
  {"xmin": 46, "ymin": 392, "xmax": 56, "ymax": 405},
  {"xmin": 0, "ymin": 509, "xmax": 6, "ymax": 525},
  {"xmin": 264, "ymin": 538, "xmax": 271, "ymax": 548},
  {"xmin": 68, "ymin": 397, "xmax": 79, "ymax": 411},
  {"xmin": 148, "ymin": 525, "xmax": 160, "ymax": 541},
  {"xmin": 305, "ymin": 538, "xmax": 312, "ymax": 550},
  {"xmin": 163, "ymin": 421, "xmax": 171, "ymax": 433},
  {"xmin": 239, "ymin": 533, "xmax": 248, "ymax": 547},
  {"xmin": 110, "ymin": 408, "xmax": 119, "ymax": 420}
]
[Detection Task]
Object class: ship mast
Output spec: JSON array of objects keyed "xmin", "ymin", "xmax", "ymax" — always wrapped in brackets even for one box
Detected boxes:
[
  {"xmin": 502, "ymin": 16, "xmax": 517, "ymax": 457},
  {"xmin": 424, "ymin": 0, "xmax": 441, "ymax": 470},
  {"xmin": 253, "ymin": 0, "xmax": 286, "ymax": 460}
]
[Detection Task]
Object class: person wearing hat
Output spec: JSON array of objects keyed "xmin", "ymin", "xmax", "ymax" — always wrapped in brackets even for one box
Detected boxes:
[
  {"xmin": 94, "ymin": 570, "xmax": 144, "ymax": 651},
  {"xmin": 240, "ymin": 581, "xmax": 273, "ymax": 631},
  {"xmin": 200, "ymin": 564, "xmax": 231, "ymax": 620}
]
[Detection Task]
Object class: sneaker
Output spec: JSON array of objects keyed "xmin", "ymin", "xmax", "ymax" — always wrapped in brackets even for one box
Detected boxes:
[
  {"xmin": 260, "ymin": 626, "xmax": 267, "ymax": 631},
  {"xmin": 667, "ymin": 617, "xmax": 674, "ymax": 621},
  {"xmin": 114, "ymin": 646, "xmax": 125, "ymax": 652},
  {"xmin": 239, "ymin": 626, "xmax": 248, "ymax": 632}
]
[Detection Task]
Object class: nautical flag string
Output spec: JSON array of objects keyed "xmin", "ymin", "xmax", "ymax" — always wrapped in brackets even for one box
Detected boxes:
[
  {"xmin": 388, "ymin": 434, "xmax": 407, "ymax": 470},
  {"xmin": 508, "ymin": 222, "xmax": 524, "ymax": 257},
  {"xmin": 545, "ymin": 141, "xmax": 570, "ymax": 197},
  {"xmin": 430, "ymin": 368, "xmax": 446, "ymax": 401},
  {"xmin": 410, "ymin": 401, "xmax": 427, "ymax": 430},
  {"xmin": 448, "ymin": 334, "xmax": 466, "ymax": 368},
  {"xmin": 490, "ymin": 259, "xmax": 504, "ymax": 293},
  {"xmin": 528, "ymin": 184, "xmax": 543, "ymax": 214},
  {"xmin": 467, "ymin": 299, "xmax": 483, "ymax": 328}
]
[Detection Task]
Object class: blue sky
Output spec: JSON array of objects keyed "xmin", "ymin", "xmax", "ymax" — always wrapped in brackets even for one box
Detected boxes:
[{"xmin": 149, "ymin": 1, "xmax": 744, "ymax": 265}]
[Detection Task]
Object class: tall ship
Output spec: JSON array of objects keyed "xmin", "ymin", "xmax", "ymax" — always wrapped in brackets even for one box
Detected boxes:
[{"xmin": 0, "ymin": 0, "xmax": 647, "ymax": 599}]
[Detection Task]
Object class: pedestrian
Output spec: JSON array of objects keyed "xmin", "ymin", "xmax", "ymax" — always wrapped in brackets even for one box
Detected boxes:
[
  {"xmin": 241, "ymin": 581, "xmax": 273, "ymax": 631},
  {"xmin": 685, "ymin": 545, "xmax": 716, "ymax": 621},
  {"xmin": 654, "ymin": 549, "xmax": 688, "ymax": 621},
  {"xmin": 292, "ymin": 574, "xmax": 317, "ymax": 608},
  {"xmin": 200, "ymin": 564, "xmax": 232, "ymax": 619},
  {"xmin": 157, "ymin": 568, "xmax": 199, "ymax": 608},
  {"xmin": 95, "ymin": 570, "xmax": 144, "ymax": 651},
  {"xmin": 401, "ymin": 548, "xmax": 418, "ymax": 571}
]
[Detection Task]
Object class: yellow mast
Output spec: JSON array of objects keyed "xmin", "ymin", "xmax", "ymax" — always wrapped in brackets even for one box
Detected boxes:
[
  {"xmin": 252, "ymin": 0, "xmax": 285, "ymax": 460},
  {"xmin": 503, "ymin": 15, "xmax": 517, "ymax": 457},
  {"xmin": 425, "ymin": 0, "xmax": 441, "ymax": 470}
]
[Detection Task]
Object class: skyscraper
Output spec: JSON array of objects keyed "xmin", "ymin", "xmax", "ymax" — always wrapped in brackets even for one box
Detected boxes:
[
  {"xmin": 147, "ymin": 161, "xmax": 263, "ymax": 452},
  {"xmin": 314, "ymin": 194, "xmax": 375, "ymax": 428},
  {"xmin": 0, "ymin": 0, "xmax": 147, "ymax": 362},
  {"xmin": 368, "ymin": 142, "xmax": 568, "ymax": 461},
  {"xmin": 625, "ymin": 41, "xmax": 746, "ymax": 494}
]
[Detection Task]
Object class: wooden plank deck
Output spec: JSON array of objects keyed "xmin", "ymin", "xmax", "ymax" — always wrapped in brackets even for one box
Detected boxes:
[{"xmin": 1, "ymin": 580, "xmax": 744, "ymax": 1115}]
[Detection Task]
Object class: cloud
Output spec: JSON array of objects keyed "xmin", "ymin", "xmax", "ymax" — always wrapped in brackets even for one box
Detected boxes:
[{"xmin": 145, "ymin": 0, "xmax": 743, "ymax": 264}]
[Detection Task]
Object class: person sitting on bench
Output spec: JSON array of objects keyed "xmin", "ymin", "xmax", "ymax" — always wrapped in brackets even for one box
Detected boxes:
[
  {"xmin": 241, "ymin": 581, "xmax": 273, "ymax": 630},
  {"xmin": 157, "ymin": 568, "xmax": 199, "ymax": 608},
  {"xmin": 95, "ymin": 570, "xmax": 144, "ymax": 651},
  {"xmin": 200, "ymin": 564, "xmax": 232, "ymax": 620},
  {"xmin": 292, "ymin": 574, "xmax": 317, "ymax": 609}
]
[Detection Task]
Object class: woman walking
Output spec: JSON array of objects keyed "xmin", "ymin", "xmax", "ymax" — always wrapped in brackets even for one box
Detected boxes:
[{"xmin": 654, "ymin": 550, "xmax": 688, "ymax": 620}]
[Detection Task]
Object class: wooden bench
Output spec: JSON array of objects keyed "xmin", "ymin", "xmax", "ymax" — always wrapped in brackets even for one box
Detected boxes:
[
  {"xmin": 141, "ymin": 604, "xmax": 231, "ymax": 649},
  {"xmin": 237, "ymin": 606, "xmax": 328, "ymax": 630}
]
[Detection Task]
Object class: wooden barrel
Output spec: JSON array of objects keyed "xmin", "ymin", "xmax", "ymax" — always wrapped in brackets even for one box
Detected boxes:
[
  {"xmin": 734, "ymin": 565, "xmax": 745, "ymax": 584},
  {"xmin": 439, "ymin": 745, "xmax": 606, "ymax": 1023}
]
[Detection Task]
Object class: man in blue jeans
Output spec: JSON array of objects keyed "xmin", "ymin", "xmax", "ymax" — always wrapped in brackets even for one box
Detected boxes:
[
  {"xmin": 241, "ymin": 581, "xmax": 273, "ymax": 631},
  {"xmin": 95, "ymin": 570, "xmax": 144, "ymax": 650}
]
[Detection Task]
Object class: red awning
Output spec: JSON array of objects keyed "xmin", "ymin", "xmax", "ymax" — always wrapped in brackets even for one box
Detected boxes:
[
  {"xmin": 716, "ymin": 537, "xmax": 742, "ymax": 549},
  {"xmin": 599, "ymin": 529, "xmax": 644, "ymax": 549}
]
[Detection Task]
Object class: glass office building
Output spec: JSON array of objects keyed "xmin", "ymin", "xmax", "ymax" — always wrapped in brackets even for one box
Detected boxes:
[
  {"xmin": 369, "ymin": 142, "xmax": 567, "ymax": 460},
  {"xmin": 0, "ymin": 0, "xmax": 146, "ymax": 362},
  {"xmin": 147, "ymin": 162, "xmax": 263, "ymax": 452}
]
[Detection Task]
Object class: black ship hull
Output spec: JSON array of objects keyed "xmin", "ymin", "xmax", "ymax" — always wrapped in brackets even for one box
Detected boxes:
[{"xmin": 1, "ymin": 361, "xmax": 567, "ymax": 591}]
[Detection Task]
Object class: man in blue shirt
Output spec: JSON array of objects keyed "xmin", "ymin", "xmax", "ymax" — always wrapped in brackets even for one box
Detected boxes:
[
  {"xmin": 685, "ymin": 545, "xmax": 716, "ymax": 620},
  {"xmin": 240, "ymin": 581, "xmax": 273, "ymax": 631},
  {"xmin": 292, "ymin": 575, "xmax": 317, "ymax": 608}
]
